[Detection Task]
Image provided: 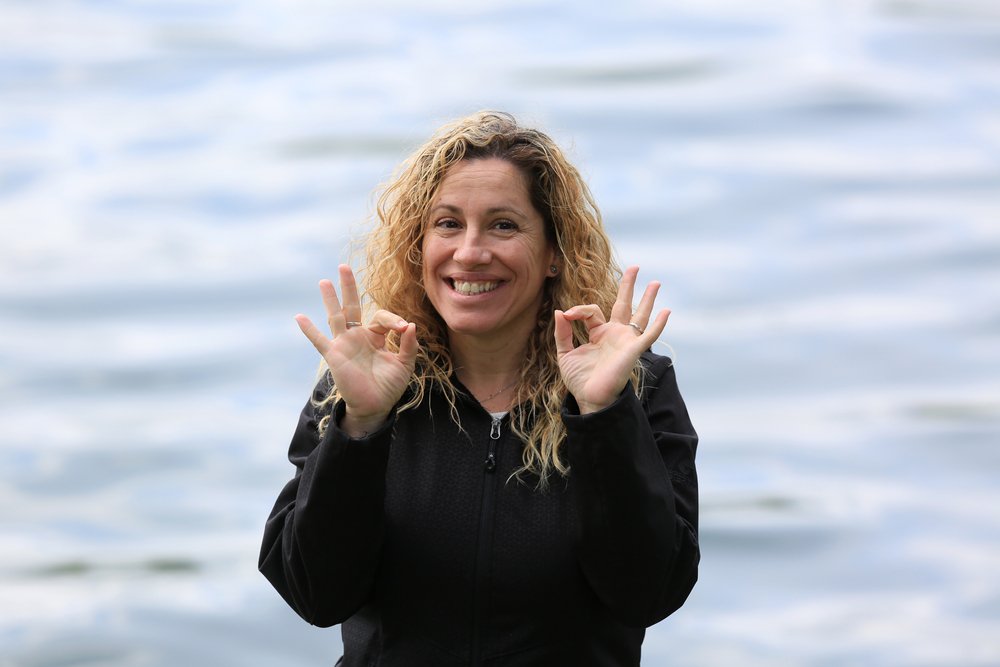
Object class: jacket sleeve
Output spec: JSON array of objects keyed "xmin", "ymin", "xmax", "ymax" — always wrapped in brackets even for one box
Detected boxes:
[
  {"xmin": 258, "ymin": 376, "xmax": 394, "ymax": 627},
  {"xmin": 563, "ymin": 352, "xmax": 699, "ymax": 628}
]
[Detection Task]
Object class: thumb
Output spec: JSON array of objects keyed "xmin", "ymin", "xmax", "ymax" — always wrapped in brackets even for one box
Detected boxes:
[
  {"xmin": 397, "ymin": 322, "xmax": 419, "ymax": 369},
  {"xmin": 553, "ymin": 310, "xmax": 575, "ymax": 356}
]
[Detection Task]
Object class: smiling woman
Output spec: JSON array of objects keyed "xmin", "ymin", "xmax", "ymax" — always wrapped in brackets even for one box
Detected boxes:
[{"xmin": 258, "ymin": 111, "xmax": 699, "ymax": 666}]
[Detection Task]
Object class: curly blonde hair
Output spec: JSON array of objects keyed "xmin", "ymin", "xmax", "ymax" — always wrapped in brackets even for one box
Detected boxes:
[{"xmin": 319, "ymin": 110, "xmax": 640, "ymax": 485}]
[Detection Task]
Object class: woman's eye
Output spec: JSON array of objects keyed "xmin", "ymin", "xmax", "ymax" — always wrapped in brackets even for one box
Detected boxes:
[
  {"xmin": 494, "ymin": 219, "xmax": 517, "ymax": 231},
  {"xmin": 435, "ymin": 218, "xmax": 461, "ymax": 229}
]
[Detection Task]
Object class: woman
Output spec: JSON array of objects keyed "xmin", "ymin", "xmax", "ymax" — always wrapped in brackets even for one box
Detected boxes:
[{"xmin": 259, "ymin": 111, "xmax": 698, "ymax": 666}]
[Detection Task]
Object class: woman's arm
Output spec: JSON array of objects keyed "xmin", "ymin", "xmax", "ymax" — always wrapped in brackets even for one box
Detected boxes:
[
  {"xmin": 260, "ymin": 264, "xmax": 417, "ymax": 624},
  {"xmin": 564, "ymin": 353, "xmax": 699, "ymax": 627},
  {"xmin": 258, "ymin": 377, "xmax": 394, "ymax": 626}
]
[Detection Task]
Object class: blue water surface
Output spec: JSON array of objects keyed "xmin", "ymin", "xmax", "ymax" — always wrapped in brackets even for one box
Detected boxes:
[{"xmin": 2, "ymin": 1, "xmax": 999, "ymax": 665}]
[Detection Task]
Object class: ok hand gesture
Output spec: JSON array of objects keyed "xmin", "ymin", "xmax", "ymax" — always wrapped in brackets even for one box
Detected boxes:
[
  {"xmin": 295, "ymin": 264, "xmax": 419, "ymax": 437},
  {"xmin": 554, "ymin": 266, "xmax": 670, "ymax": 414}
]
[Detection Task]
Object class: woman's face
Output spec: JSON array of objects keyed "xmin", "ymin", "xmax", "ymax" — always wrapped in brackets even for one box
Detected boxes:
[{"xmin": 422, "ymin": 158, "xmax": 556, "ymax": 345}]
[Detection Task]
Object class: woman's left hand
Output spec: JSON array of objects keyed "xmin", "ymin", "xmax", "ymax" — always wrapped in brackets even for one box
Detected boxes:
[{"xmin": 554, "ymin": 266, "xmax": 670, "ymax": 414}]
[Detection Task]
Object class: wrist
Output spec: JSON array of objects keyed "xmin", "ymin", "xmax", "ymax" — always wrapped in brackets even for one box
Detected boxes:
[
  {"xmin": 576, "ymin": 400, "xmax": 609, "ymax": 415},
  {"xmin": 341, "ymin": 407, "xmax": 391, "ymax": 438}
]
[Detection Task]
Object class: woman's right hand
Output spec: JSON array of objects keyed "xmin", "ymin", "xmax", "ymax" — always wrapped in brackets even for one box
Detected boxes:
[{"xmin": 294, "ymin": 264, "xmax": 419, "ymax": 437}]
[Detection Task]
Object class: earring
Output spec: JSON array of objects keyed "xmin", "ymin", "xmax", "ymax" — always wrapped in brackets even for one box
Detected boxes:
[{"xmin": 549, "ymin": 265, "xmax": 558, "ymax": 274}]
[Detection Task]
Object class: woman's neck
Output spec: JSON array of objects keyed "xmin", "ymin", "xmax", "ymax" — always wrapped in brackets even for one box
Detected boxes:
[{"xmin": 449, "ymin": 332, "xmax": 527, "ymax": 411}]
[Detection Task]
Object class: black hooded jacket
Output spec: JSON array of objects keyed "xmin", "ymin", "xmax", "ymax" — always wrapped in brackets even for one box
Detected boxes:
[{"xmin": 259, "ymin": 351, "xmax": 699, "ymax": 666}]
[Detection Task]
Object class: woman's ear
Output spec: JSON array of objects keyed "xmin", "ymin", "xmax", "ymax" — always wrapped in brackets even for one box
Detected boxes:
[{"xmin": 547, "ymin": 250, "xmax": 561, "ymax": 277}]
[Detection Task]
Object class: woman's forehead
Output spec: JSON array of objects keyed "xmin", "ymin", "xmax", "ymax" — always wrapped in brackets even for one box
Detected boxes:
[{"xmin": 432, "ymin": 159, "xmax": 532, "ymax": 205}]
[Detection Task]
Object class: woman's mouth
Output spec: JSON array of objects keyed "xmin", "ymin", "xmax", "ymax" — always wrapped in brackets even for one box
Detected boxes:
[{"xmin": 450, "ymin": 279, "xmax": 501, "ymax": 295}]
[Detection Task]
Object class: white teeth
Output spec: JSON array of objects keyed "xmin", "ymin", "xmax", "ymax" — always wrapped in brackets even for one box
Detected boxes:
[{"xmin": 453, "ymin": 280, "xmax": 499, "ymax": 295}]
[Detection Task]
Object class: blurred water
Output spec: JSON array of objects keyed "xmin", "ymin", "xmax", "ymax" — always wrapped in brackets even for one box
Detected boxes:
[{"xmin": 2, "ymin": 0, "xmax": 999, "ymax": 665}]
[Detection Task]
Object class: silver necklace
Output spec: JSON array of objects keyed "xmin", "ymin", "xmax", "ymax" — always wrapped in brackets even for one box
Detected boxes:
[{"xmin": 477, "ymin": 379, "xmax": 517, "ymax": 403}]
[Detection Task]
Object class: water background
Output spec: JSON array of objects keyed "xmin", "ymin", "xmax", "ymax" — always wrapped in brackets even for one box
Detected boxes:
[{"xmin": 2, "ymin": 1, "xmax": 999, "ymax": 665}]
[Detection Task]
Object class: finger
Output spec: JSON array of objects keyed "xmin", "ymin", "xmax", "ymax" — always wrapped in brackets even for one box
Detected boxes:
[
  {"xmin": 366, "ymin": 309, "xmax": 410, "ymax": 336},
  {"xmin": 295, "ymin": 314, "xmax": 331, "ymax": 356},
  {"xmin": 319, "ymin": 279, "xmax": 347, "ymax": 335},
  {"xmin": 561, "ymin": 303, "xmax": 607, "ymax": 330},
  {"xmin": 640, "ymin": 308, "xmax": 671, "ymax": 345},
  {"xmin": 338, "ymin": 264, "xmax": 363, "ymax": 323},
  {"xmin": 397, "ymin": 322, "xmax": 419, "ymax": 369},
  {"xmin": 553, "ymin": 310, "xmax": 575, "ymax": 355},
  {"xmin": 611, "ymin": 265, "xmax": 639, "ymax": 324},
  {"xmin": 631, "ymin": 280, "xmax": 661, "ymax": 329}
]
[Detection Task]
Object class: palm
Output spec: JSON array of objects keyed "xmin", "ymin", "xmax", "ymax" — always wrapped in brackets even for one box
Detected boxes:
[
  {"xmin": 321, "ymin": 329, "xmax": 413, "ymax": 416},
  {"xmin": 557, "ymin": 324, "xmax": 649, "ymax": 409}
]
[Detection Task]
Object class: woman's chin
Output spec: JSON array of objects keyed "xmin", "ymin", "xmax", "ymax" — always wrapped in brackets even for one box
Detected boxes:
[{"xmin": 444, "ymin": 320, "xmax": 501, "ymax": 337}]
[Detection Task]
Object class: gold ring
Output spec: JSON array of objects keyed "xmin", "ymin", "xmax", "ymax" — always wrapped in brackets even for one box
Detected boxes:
[{"xmin": 345, "ymin": 321, "xmax": 363, "ymax": 329}]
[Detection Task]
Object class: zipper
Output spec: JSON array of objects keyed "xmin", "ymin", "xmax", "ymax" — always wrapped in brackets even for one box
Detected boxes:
[
  {"xmin": 471, "ymin": 415, "xmax": 502, "ymax": 664},
  {"xmin": 485, "ymin": 416, "xmax": 501, "ymax": 471}
]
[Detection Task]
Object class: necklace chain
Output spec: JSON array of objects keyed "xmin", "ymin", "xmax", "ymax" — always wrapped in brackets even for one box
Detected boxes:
[{"xmin": 477, "ymin": 379, "xmax": 518, "ymax": 403}]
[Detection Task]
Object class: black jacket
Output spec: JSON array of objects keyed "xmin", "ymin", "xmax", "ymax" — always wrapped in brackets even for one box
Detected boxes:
[{"xmin": 259, "ymin": 351, "xmax": 699, "ymax": 666}]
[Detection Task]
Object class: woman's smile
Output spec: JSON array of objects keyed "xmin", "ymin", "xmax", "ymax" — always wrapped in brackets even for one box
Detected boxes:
[{"xmin": 449, "ymin": 278, "xmax": 502, "ymax": 296}]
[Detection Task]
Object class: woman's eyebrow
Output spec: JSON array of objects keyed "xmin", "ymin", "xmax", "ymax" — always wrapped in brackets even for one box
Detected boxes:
[{"xmin": 429, "ymin": 203, "xmax": 527, "ymax": 217}]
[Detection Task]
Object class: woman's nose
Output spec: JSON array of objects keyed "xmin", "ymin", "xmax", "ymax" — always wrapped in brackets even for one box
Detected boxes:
[{"xmin": 453, "ymin": 231, "xmax": 491, "ymax": 266}]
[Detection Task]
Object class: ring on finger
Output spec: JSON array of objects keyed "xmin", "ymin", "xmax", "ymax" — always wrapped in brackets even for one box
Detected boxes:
[
  {"xmin": 345, "ymin": 321, "xmax": 363, "ymax": 329},
  {"xmin": 627, "ymin": 322, "xmax": 644, "ymax": 335}
]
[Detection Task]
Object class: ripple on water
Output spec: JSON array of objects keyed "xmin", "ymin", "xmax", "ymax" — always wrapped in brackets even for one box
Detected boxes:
[
  {"xmin": 516, "ymin": 59, "xmax": 722, "ymax": 87},
  {"xmin": 24, "ymin": 557, "xmax": 200, "ymax": 579}
]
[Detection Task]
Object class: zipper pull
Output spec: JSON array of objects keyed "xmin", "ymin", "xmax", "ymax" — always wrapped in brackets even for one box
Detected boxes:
[{"xmin": 485, "ymin": 417, "xmax": 501, "ymax": 472}]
